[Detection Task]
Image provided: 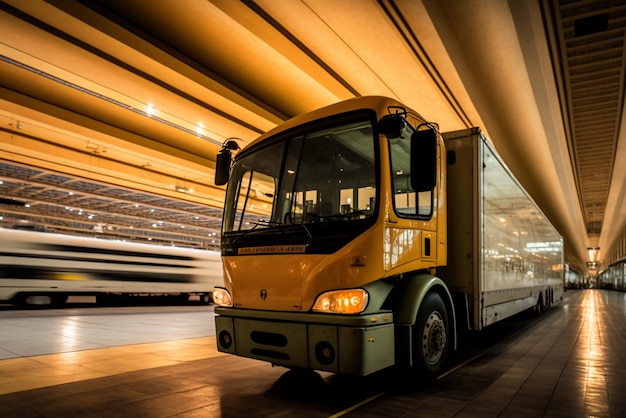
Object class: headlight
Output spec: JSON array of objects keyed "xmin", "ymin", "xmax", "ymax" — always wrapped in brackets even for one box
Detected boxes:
[
  {"xmin": 213, "ymin": 287, "xmax": 233, "ymax": 307},
  {"xmin": 312, "ymin": 289, "xmax": 368, "ymax": 314}
]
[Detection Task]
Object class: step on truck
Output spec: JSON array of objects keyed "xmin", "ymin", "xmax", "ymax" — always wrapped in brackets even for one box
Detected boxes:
[{"xmin": 212, "ymin": 96, "xmax": 564, "ymax": 378}]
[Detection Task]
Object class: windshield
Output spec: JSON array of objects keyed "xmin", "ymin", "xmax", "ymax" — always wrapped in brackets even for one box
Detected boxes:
[{"xmin": 222, "ymin": 114, "xmax": 377, "ymax": 236}]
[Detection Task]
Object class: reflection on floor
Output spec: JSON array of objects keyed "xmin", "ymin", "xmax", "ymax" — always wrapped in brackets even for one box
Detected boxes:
[
  {"xmin": 355, "ymin": 289, "xmax": 626, "ymax": 417},
  {"xmin": 0, "ymin": 302, "xmax": 216, "ymax": 360},
  {"xmin": 0, "ymin": 336, "xmax": 222, "ymax": 395},
  {"xmin": 2, "ymin": 291, "xmax": 626, "ymax": 417}
]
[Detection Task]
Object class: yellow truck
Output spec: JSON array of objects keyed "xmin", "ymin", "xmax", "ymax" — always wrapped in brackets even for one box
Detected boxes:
[{"xmin": 212, "ymin": 96, "xmax": 564, "ymax": 377}]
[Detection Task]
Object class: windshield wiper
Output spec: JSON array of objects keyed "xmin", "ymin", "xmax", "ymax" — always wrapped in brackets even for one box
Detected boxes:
[
  {"xmin": 230, "ymin": 219, "xmax": 280, "ymax": 247},
  {"xmin": 256, "ymin": 219, "xmax": 282, "ymax": 226},
  {"xmin": 258, "ymin": 218, "xmax": 311, "ymax": 245},
  {"xmin": 297, "ymin": 222, "xmax": 312, "ymax": 246},
  {"xmin": 229, "ymin": 218, "xmax": 311, "ymax": 248},
  {"xmin": 230, "ymin": 221, "xmax": 261, "ymax": 247}
]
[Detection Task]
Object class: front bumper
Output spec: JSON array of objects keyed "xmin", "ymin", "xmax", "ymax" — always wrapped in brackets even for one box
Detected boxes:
[{"xmin": 214, "ymin": 307, "xmax": 395, "ymax": 376}]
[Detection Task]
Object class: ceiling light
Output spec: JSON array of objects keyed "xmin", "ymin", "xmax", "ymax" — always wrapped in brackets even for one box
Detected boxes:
[{"xmin": 587, "ymin": 247, "xmax": 600, "ymax": 262}]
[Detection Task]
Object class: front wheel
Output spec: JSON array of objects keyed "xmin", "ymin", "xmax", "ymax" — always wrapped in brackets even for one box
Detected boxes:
[{"xmin": 413, "ymin": 292, "xmax": 449, "ymax": 377}]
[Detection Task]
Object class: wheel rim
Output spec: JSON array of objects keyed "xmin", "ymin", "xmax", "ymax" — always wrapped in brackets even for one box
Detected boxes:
[{"xmin": 421, "ymin": 310, "xmax": 446, "ymax": 365}]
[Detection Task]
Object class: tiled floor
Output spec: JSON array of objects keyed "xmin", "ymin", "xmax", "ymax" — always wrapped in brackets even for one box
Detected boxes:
[
  {"xmin": 0, "ymin": 290, "xmax": 625, "ymax": 417},
  {"xmin": 0, "ymin": 302, "xmax": 216, "ymax": 359},
  {"xmin": 0, "ymin": 336, "xmax": 222, "ymax": 395},
  {"xmin": 0, "ymin": 303, "xmax": 220, "ymax": 395},
  {"xmin": 351, "ymin": 289, "xmax": 626, "ymax": 417}
]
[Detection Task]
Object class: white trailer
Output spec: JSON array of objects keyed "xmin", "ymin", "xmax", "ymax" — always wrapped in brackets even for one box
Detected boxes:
[{"xmin": 440, "ymin": 128, "xmax": 564, "ymax": 330}]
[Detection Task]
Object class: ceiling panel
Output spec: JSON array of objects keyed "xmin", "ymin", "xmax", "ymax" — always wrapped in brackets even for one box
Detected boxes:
[{"xmin": 1, "ymin": 0, "xmax": 625, "ymax": 273}]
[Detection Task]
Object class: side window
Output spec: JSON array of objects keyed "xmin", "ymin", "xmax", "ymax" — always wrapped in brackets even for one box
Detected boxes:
[
  {"xmin": 224, "ymin": 141, "xmax": 283, "ymax": 232},
  {"xmin": 388, "ymin": 125, "xmax": 433, "ymax": 218},
  {"xmin": 232, "ymin": 170, "xmax": 276, "ymax": 231}
]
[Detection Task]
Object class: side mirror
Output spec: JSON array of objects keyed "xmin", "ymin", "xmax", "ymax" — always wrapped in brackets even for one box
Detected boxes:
[
  {"xmin": 410, "ymin": 125, "xmax": 437, "ymax": 192},
  {"xmin": 215, "ymin": 140, "xmax": 240, "ymax": 186},
  {"xmin": 214, "ymin": 149, "xmax": 231, "ymax": 186},
  {"xmin": 378, "ymin": 114, "xmax": 406, "ymax": 139}
]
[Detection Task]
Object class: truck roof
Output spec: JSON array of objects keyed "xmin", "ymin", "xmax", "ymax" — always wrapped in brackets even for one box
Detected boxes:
[{"xmin": 244, "ymin": 96, "xmax": 425, "ymax": 150}]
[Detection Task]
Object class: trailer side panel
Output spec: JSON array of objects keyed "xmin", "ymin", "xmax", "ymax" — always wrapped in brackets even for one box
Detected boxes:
[{"xmin": 440, "ymin": 129, "xmax": 564, "ymax": 329}]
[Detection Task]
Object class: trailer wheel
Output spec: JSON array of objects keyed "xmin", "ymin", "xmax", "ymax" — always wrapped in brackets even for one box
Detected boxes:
[
  {"xmin": 534, "ymin": 296, "xmax": 543, "ymax": 316},
  {"xmin": 12, "ymin": 293, "xmax": 68, "ymax": 308},
  {"xmin": 199, "ymin": 292, "xmax": 213, "ymax": 305},
  {"xmin": 414, "ymin": 292, "xmax": 449, "ymax": 377}
]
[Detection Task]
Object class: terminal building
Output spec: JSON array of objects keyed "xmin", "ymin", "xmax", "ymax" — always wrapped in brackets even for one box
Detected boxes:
[{"xmin": 1, "ymin": 1, "xmax": 626, "ymax": 416}]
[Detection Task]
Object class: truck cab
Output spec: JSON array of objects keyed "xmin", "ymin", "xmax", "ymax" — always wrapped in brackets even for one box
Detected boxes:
[{"xmin": 213, "ymin": 96, "xmax": 454, "ymax": 377}]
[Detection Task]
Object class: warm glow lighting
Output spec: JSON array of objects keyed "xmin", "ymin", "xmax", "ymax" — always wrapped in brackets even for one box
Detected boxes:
[
  {"xmin": 1, "ymin": 55, "xmax": 225, "ymax": 148},
  {"xmin": 526, "ymin": 241, "xmax": 562, "ymax": 252},
  {"xmin": 587, "ymin": 247, "xmax": 600, "ymax": 262},
  {"xmin": 312, "ymin": 289, "xmax": 368, "ymax": 314},
  {"xmin": 213, "ymin": 287, "xmax": 233, "ymax": 307},
  {"xmin": 577, "ymin": 291, "xmax": 609, "ymax": 412}
]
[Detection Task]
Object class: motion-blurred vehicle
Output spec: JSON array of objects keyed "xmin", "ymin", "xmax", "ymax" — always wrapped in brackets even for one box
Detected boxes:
[{"xmin": 0, "ymin": 228, "xmax": 222, "ymax": 306}]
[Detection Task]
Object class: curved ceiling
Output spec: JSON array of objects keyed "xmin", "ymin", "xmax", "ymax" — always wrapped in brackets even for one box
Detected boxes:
[{"xmin": 1, "ymin": 0, "xmax": 625, "ymax": 272}]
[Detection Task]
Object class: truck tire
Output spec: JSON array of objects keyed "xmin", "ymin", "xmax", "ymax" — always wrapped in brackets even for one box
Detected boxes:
[{"xmin": 414, "ymin": 292, "xmax": 449, "ymax": 377}]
